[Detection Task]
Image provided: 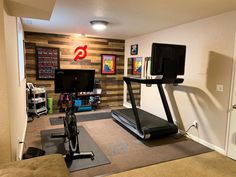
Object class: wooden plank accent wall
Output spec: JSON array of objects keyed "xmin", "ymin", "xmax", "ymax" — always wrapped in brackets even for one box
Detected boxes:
[
  {"xmin": 24, "ymin": 32, "xmax": 125, "ymax": 112},
  {"xmin": 127, "ymin": 58, "xmax": 141, "ymax": 106}
]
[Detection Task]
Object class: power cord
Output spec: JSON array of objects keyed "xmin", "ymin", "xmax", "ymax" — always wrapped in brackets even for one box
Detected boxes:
[
  {"xmin": 172, "ymin": 124, "xmax": 195, "ymax": 139},
  {"xmin": 177, "ymin": 124, "xmax": 195, "ymax": 137},
  {"xmin": 183, "ymin": 125, "xmax": 195, "ymax": 135}
]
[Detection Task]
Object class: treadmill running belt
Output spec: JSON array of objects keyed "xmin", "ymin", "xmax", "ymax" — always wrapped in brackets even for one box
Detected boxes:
[{"xmin": 112, "ymin": 108, "xmax": 178, "ymax": 138}]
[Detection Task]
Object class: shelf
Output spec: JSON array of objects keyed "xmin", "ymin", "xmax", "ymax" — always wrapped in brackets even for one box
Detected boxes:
[
  {"xmin": 59, "ymin": 92, "xmax": 101, "ymax": 113},
  {"xmin": 28, "ymin": 98, "xmax": 46, "ymax": 104},
  {"xmin": 27, "ymin": 86, "xmax": 47, "ymax": 116},
  {"xmin": 28, "ymin": 107, "xmax": 47, "ymax": 114},
  {"xmin": 77, "ymin": 105, "xmax": 92, "ymax": 112},
  {"xmin": 79, "ymin": 104, "xmax": 91, "ymax": 107},
  {"xmin": 31, "ymin": 88, "xmax": 46, "ymax": 94},
  {"xmin": 77, "ymin": 93, "xmax": 101, "ymax": 97}
]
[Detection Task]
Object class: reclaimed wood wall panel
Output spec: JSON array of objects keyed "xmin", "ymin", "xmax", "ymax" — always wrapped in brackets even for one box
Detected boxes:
[
  {"xmin": 25, "ymin": 32, "xmax": 125, "ymax": 112},
  {"xmin": 126, "ymin": 58, "xmax": 141, "ymax": 106}
]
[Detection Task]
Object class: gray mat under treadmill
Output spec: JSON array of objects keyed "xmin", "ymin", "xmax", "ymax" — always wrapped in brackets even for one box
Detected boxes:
[
  {"xmin": 50, "ymin": 112, "xmax": 112, "ymax": 125},
  {"xmin": 40, "ymin": 126, "xmax": 110, "ymax": 172}
]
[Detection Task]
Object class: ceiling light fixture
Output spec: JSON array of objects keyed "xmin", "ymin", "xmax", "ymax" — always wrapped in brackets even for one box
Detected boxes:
[{"xmin": 90, "ymin": 20, "xmax": 108, "ymax": 31}]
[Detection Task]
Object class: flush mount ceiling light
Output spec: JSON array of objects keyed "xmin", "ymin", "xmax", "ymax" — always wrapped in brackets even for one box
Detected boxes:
[{"xmin": 90, "ymin": 20, "xmax": 108, "ymax": 31}]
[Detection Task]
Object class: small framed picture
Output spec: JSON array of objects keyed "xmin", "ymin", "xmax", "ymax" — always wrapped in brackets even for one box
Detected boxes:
[
  {"xmin": 132, "ymin": 57, "xmax": 142, "ymax": 75},
  {"xmin": 101, "ymin": 54, "xmax": 116, "ymax": 75},
  {"xmin": 131, "ymin": 44, "xmax": 138, "ymax": 55}
]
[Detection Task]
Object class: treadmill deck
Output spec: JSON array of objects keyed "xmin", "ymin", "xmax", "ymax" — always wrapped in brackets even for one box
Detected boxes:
[{"xmin": 112, "ymin": 108, "xmax": 178, "ymax": 139}]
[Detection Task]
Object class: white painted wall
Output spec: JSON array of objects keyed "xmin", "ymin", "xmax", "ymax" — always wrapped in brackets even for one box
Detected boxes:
[
  {"xmin": 125, "ymin": 10, "xmax": 236, "ymax": 152},
  {"xmin": 4, "ymin": 10, "xmax": 27, "ymax": 161},
  {"xmin": 0, "ymin": 2, "xmax": 27, "ymax": 162},
  {"xmin": 0, "ymin": 0, "xmax": 11, "ymax": 163}
]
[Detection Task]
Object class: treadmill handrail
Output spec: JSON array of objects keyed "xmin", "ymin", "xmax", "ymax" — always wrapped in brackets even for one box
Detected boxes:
[
  {"xmin": 125, "ymin": 79, "xmax": 143, "ymax": 134},
  {"xmin": 157, "ymin": 84, "xmax": 174, "ymax": 123},
  {"xmin": 124, "ymin": 76, "xmax": 182, "ymax": 130}
]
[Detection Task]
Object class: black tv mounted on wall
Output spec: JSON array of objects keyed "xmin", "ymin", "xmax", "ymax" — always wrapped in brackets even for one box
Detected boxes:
[
  {"xmin": 54, "ymin": 69, "xmax": 95, "ymax": 93},
  {"xmin": 151, "ymin": 43, "xmax": 186, "ymax": 83}
]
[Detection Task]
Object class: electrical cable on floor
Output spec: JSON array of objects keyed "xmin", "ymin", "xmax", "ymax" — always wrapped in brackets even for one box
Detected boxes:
[
  {"xmin": 172, "ymin": 124, "xmax": 195, "ymax": 139},
  {"xmin": 183, "ymin": 125, "xmax": 195, "ymax": 135}
]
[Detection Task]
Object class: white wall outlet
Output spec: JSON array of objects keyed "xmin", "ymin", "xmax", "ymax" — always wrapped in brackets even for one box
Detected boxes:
[
  {"xmin": 193, "ymin": 120, "xmax": 198, "ymax": 128},
  {"xmin": 216, "ymin": 84, "xmax": 224, "ymax": 92}
]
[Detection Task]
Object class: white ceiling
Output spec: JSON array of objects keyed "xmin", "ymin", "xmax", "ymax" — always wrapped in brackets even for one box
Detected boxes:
[{"xmin": 14, "ymin": 0, "xmax": 236, "ymax": 39}]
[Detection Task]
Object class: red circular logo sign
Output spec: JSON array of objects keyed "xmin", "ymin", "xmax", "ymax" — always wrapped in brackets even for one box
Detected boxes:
[{"xmin": 74, "ymin": 45, "xmax": 87, "ymax": 61}]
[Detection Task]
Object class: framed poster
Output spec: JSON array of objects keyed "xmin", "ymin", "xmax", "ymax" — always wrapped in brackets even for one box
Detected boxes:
[
  {"xmin": 101, "ymin": 54, "xmax": 116, "ymax": 75},
  {"xmin": 132, "ymin": 57, "xmax": 142, "ymax": 75},
  {"xmin": 131, "ymin": 44, "xmax": 138, "ymax": 55},
  {"xmin": 36, "ymin": 46, "xmax": 60, "ymax": 80}
]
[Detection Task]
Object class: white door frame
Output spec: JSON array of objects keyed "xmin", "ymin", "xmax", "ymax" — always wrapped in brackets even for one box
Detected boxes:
[{"xmin": 226, "ymin": 33, "xmax": 236, "ymax": 159}]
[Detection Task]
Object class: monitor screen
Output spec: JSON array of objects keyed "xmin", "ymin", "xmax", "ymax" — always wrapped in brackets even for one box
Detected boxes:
[
  {"xmin": 54, "ymin": 69, "xmax": 95, "ymax": 93},
  {"xmin": 151, "ymin": 43, "xmax": 186, "ymax": 76}
]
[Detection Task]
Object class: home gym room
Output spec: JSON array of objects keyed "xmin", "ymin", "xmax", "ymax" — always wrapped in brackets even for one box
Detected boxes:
[{"xmin": 1, "ymin": 0, "xmax": 236, "ymax": 177}]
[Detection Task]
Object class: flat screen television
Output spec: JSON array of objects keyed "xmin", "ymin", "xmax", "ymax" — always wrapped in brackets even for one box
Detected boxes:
[
  {"xmin": 54, "ymin": 69, "xmax": 95, "ymax": 93},
  {"xmin": 151, "ymin": 43, "xmax": 186, "ymax": 78}
]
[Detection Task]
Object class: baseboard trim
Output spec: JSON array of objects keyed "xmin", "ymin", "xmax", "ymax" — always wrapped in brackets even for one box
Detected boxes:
[
  {"xmin": 121, "ymin": 107, "xmax": 226, "ymax": 155},
  {"xmin": 17, "ymin": 114, "xmax": 28, "ymax": 160},
  {"xmin": 181, "ymin": 130, "xmax": 226, "ymax": 155}
]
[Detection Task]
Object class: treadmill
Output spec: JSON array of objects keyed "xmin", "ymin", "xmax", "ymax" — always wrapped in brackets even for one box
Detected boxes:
[
  {"xmin": 111, "ymin": 76, "xmax": 183, "ymax": 139},
  {"xmin": 112, "ymin": 43, "xmax": 186, "ymax": 139}
]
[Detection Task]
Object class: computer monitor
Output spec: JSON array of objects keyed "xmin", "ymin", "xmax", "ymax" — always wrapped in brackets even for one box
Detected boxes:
[
  {"xmin": 151, "ymin": 43, "xmax": 186, "ymax": 79},
  {"xmin": 54, "ymin": 69, "xmax": 95, "ymax": 93}
]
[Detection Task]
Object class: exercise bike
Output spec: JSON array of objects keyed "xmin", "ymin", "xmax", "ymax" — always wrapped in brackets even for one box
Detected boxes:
[{"xmin": 51, "ymin": 94, "xmax": 94, "ymax": 161}]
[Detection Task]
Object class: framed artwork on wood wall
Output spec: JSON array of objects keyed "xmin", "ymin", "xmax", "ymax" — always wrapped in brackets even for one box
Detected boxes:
[
  {"xmin": 132, "ymin": 57, "xmax": 142, "ymax": 75},
  {"xmin": 35, "ymin": 46, "xmax": 60, "ymax": 80},
  {"xmin": 101, "ymin": 54, "xmax": 116, "ymax": 75}
]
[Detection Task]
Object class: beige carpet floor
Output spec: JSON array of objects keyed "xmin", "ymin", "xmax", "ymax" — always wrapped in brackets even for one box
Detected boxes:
[
  {"xmin": 24, "ymin": 110, "xmax": 235, "ymax": 177},
  {"xmin": 108, "ymin": 151, "xmax": 236, "ymax": 177}
]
